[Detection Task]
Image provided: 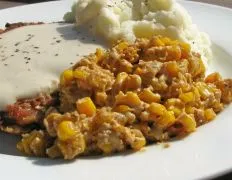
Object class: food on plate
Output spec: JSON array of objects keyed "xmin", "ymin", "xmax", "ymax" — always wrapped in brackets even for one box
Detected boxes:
[
  {"xmin": 0, "ymin": 0, "xmax": 231, "ymax": 161},
  {"xmin": 64, "ymin": 0, "xmax": 212, "ymax": 66},
  {"xmin": 13, "ymin": 36, "xmax": 232, "ymax": 160}
]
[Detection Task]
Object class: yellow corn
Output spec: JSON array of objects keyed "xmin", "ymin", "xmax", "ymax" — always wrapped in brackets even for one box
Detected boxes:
[
  {"xmin": 167, "ymin": 45, "xmax": 181, "ymax": 61},
  {"xmin": 165, "ymin": 62, "xmax": 179, "ymax": 77},
  {"xmin": 119, "ymin": 61, "xmax": 133, "ymax": 73},
  {"xmin": 152, "ymin": 37, "xmax": 165, "ymax": 46},
  {"xmin": 165, "ymin": 98, "xmax": 180, "ymax": 106},
  {"xmin": 73, "ymin": 69, "xmax": 88, "ymax": 80},
  {"xmin": 197, "ymin": 83, "xmax": 211, "ymax": 99},
  {"xmin": 185, "ymin": 106, "xmax": 195, "ymax": 114},
  {"xmin": 134, "ymin": 67, "xmax": 143, "ymax": 75},
  {"xmin": 158, "ymin": 111, "xmax": 176, "ymax": 128},
  {"xmin": 180, "ymin": 42, "xmax": 191, "ymax": 58},
  {"xmin": 165, "ymin": 98, "xmax": 184, "ymax": 117},
  {"xmin": 170, "ymin": 107, "xmax": 182, "ymax": 117},
  {"xmin": 139, "ymin": 89, "xmax": 161, "ymax": 103},
  {"xmin": 126, "ymin": 75, "xmax": 142, "ymax": 90},
  {"xmin": 148, "ymin": 103, "xmax": 167, "ymax": 116},
  {"xmin": 57, "ymin": 121, "xmax": 76, "ymax": 141},
  {"xmin": 117, "ymin": 41, "xmax": 129, "ymax": 51},
  {"xmin": 115, "ymin": 72, "xmax": 128, "ymax": 85},
  {"xmin": 95, "ymin": 92, "xmax": 107, "ymax": 106},
  {"xmin": 114, "ymin": 105, "xmax": 131, "ymax": 113},
  {"xmin": 95, "ymin": 48, "xmax": 105, "ymax": 62},
  {"xmin": 204, "ymin": 108, "xmax": 216, "ymax": 121},
  {"xmin": 131, "ymin": 137, "xmax": 146, "ymax": 150},
  {"xmin": 178, "ymin": 113, "xmax": 196, "ymax": 132},
  {"xmin": 179, "ymin": 92, "xmax": 195, "ymax": 103},
  {"xmin": 76, "ymin": 97, "xmax": 96, "ymax": 116},
  {"xmin": 60, "ymin": 69, "xmax": 73, "ymax": 85},
  {"xmin": 115, "ymin": 92, "xmax": 141, "ymax": 107},
  {"xmin": 156, "ymin": 36, "xmax": 171, "ymax": 45},
  {"xmin": 193, "ymin": 87, "xmax": 201, "ymax": 100},
  {"xmin": 205, "ymin": 72, "xmax": 222, "ymax": 83},
  {"xmin": 99, "ymin": 143, "xmax": 113, "ymax": 154}
]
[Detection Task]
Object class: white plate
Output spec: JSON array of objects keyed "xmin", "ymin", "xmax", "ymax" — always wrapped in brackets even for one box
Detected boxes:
[{"xmin": 1, "ymin": 1, "xmax": 232, "ymax": 180}]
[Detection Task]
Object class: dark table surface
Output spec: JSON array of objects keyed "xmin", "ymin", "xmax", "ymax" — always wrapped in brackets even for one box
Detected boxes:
[{"xmin": 0, "ymin": 0, "xmax": 232, "ymax": 179}]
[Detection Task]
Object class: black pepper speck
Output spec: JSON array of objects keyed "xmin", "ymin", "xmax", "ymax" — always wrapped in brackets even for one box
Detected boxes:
[{"xmin": 14, "ymin": 42, "xmax": 20, "ymax": 46}]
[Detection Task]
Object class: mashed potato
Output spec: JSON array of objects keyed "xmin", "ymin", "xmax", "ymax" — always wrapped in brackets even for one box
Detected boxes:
[{"xmin": 64, "ymin": 0, "xmax": 212, "ymax": 65}]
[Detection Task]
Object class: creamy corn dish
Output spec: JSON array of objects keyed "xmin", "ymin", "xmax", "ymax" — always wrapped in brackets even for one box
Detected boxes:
[{"xmin": 3, "ymin": 36, "xmax": 230, "ymax": 160}]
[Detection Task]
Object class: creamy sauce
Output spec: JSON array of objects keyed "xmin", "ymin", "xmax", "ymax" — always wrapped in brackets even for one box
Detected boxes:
[{"xmin": 0, "ymin": 23, "xmax": 105, "ymax": 110}]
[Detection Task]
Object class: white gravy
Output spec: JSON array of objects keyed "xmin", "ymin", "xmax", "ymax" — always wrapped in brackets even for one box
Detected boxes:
[{"xmin": 0, "ymin": 23, "xmax": 105, "ymax": 110}]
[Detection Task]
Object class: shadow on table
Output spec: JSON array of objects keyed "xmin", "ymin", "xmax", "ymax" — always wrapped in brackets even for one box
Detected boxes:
[{"xmin": 0, "ymin": 132, "xmax": 22, "ymax": 156}]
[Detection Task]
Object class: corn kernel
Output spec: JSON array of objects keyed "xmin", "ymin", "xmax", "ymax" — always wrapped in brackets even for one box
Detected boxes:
[
  {"xmin": 204, "ymin": 108, "xmax": 216, "ymax": 121},
  {"xmin": 166, "ymin": 45, "xmax": 181, "ymax": 61},
  {"xmin": 152, "ymin": 37, "xmax": 165, "ymax": 46},
  {"xmin": 178, "ymin": 113, "xmax": 196, "ymax": 132},
  {"xmin": 100, "ymin": 143, "xmax": 113, "ymax": 154},
  {"xmin": 160, "ymin": 37, "xmax": 172, "ymax": 45},
  {"xmin": 57, "ymin": 121, "xmax": 76, "ymax": 141},
  {"xmin": 205, "ymin": 72, "xmax": 222, "ymax": 83},
  {"xmin": 171, "ymin": 107, "xmax": 182, "ymax": 117},
  {"xmin": 117, "ymin": 41, "xmax": 129, "ymax": 51},
  {"xmin": 73, "ymin": 69, "xmax": 88, "ymax": 80},
  {"xmin": 60, "ymin": 69, "xmax": 73, "ymax": 85},
  {"xmin": 95, "ymin": 48, "xmax": 105, "ymax": 62},
  {"xmin": 129, "ymin": 129, "xmax": 146, "ymax": 150},
  {"xmin": 115, "ymin": 72, "xmax": 128, "ymax": 85},
  {"xmin": 95, "ymin": 92, "xmax": 107, "ymax": 106},
  {"xmin": 115, "ymin": 92, "xmax": 141, "ymax": 107},
  {"xmin": 134, "ymin": 67, "xmax": 143, "ymax": 75},
  {"xmin": 148, "ymin": 103, "xmax": 167, "ymax": 116},
  {"xmin": 139, "ymin": 89, "xmax": 161, "ymax": 103},
  {"xmin": 131, "ymin": 136, "xmax": 146, "ymax": 150},
  {"xmin": 119, "ymin": 61, "xmax": 133, "ymax": 73},
  {"xmin": 193, "ymin": 87, "xmax": 201, "ymax": 100},
  {"xmin": 126, "ymin": 75, "xmax": 142, "ymax": 90},
  {"xmin": 165, "ymin": 62, "xmax": 179, "ymax": 77},
  {"xmin": 76, "ymin": 97, "xmax": 96, "ymax": 116},
  {"xmin": 165, "ymin": 98, "xmax": 184, "ymax": 117},
  {"xmin": 158, "ymin": 111, "xmax": 176, "ymax": 128},
  {"xmin": 179, "ymin": 92, "xmax": 194, "ymax": 103},
  {"xmin": 197, "ymin": 83, "xmax": 211, "ymax": 99},
  {"xmin": 180, "ymin": 42, "xmax": 191, "ymax": 58},
  {"xmin": 114, "ymin": 105, "xmax": 131, "ymax": 113},
  {"xmin": 185, "ymin": 106, "xmax": 194, "ymax": 114}
]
